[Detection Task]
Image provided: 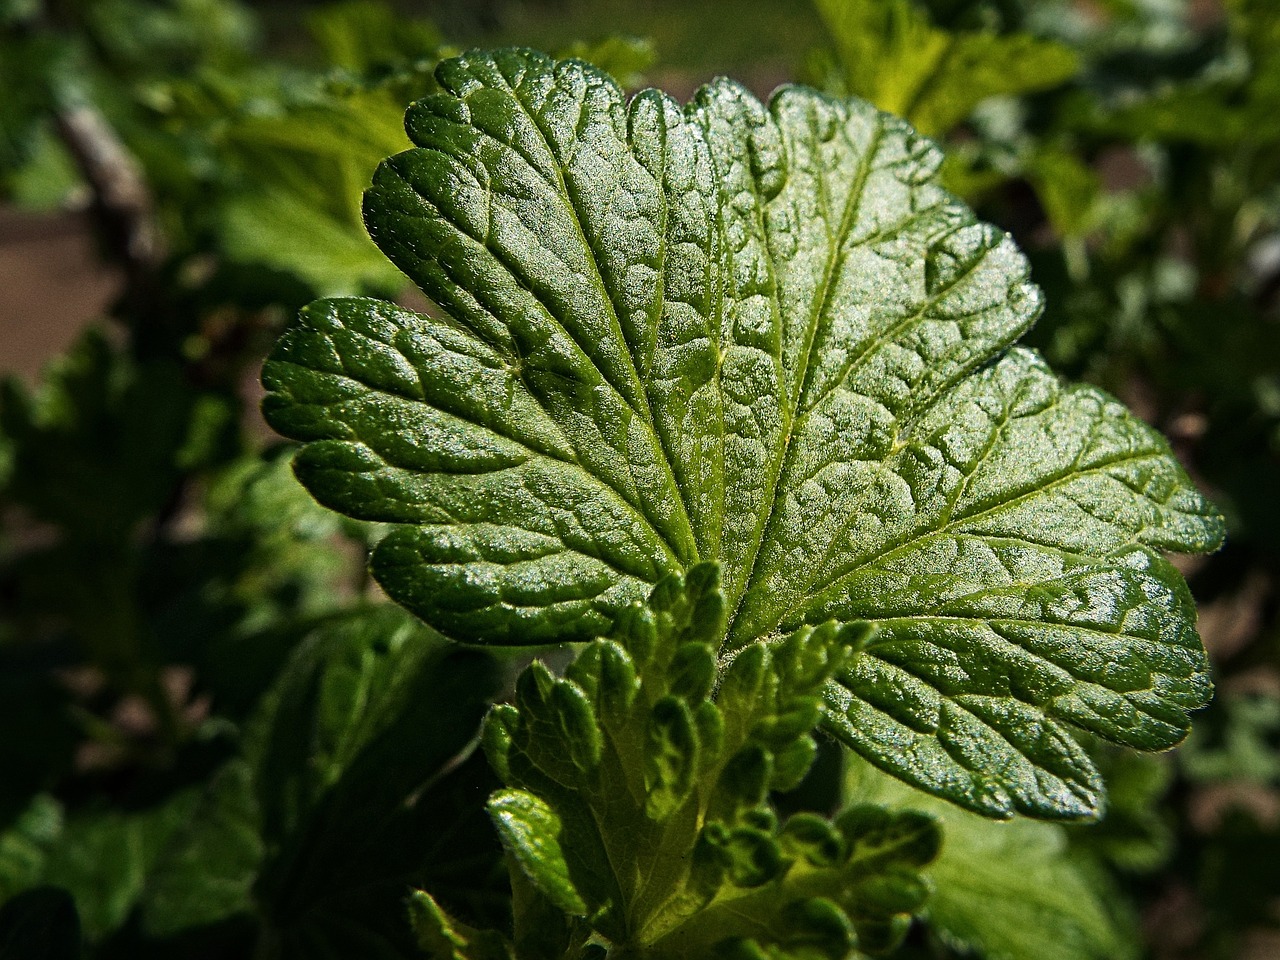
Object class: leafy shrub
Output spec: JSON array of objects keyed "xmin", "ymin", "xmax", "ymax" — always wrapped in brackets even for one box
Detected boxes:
[{"xmin": 2, "ymin": 2, "xmax": 1277, "ymax": 959}]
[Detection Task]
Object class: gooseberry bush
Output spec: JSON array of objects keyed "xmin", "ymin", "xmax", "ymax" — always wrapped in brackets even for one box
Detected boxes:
[
  {"xmin": 252, "ymin": 49, "xmax": 1222, "ymax": 959},
  {"xmin": 12, "ymin": 0, "xmax": 1279, "ymax": 952}
]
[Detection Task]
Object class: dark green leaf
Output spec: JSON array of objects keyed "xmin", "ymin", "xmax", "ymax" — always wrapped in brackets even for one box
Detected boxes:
[{"xmin": 140, "ymin": 607, "xmax": 502, "ymax": 955}]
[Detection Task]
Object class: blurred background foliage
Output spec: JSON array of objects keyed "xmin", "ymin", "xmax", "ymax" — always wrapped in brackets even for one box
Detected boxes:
[{"xmin": 0, "ymin": 1, "xmax": 1277, "ymax": 958}]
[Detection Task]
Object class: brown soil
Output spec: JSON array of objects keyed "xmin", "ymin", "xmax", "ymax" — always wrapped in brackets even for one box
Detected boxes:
[{"xmin": 0, "ymin": 206, "xmax": 121, "ymax": 383}]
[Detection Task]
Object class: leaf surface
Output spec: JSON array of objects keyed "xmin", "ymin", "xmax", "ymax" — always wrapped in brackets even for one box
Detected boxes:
[{"xmin": 262, "ymin": 49, "xmax": 1223, "ymax": 818}]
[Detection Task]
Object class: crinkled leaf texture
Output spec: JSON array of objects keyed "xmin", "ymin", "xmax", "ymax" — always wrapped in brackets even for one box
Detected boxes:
[
  {"xmin": 482, "ymin": 565, "xmax": 939, "ymax": 959},
  {"xmin": 261, "ymin": 48, "xmax": 1224, "ymax": 819}
]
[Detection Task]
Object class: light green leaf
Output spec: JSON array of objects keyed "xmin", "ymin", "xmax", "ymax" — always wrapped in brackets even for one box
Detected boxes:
[
  {"xmin": 846, "ymin": 756, "xmax": 1133, "ymax": 960},
  {"xmin": 221, "ymin": 188, "xmax": 406, "ymax": 296},
  {"xmin": 262, "ymin": 49, "xmax": 1222, "ymax": 818},
  {"xmin": 811, "ymin": 0, "xmax": 1079, "ymax": 136},
  {"xmin": 488, "ymin": 790, "xmax": 588, "ymax": 916},
  {"xmin": 218, "ymin": 94, "xmax": 419, "ymax": 295}
]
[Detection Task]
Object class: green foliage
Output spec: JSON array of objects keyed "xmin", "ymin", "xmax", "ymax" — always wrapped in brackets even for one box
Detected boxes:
[
  {"xmin": 0, "ymin": 609, "xmax": 501, "ymax": 957},
  {"xmin": 0, "ymin": 0, "xmax": 446, "ymax": 301},
  {"xmin": 1, "ymin": 329, "xmax": 232, "ymax": 536},
  {"xmin": 809, "ymin": 0, "xmax": 1078, "ymax": 136},
  {"xmin": 809, "ymin": 0, "xmax": 1280, "ymax": 954},
  {"xmin": 472, "ymin": 566, "xmax": 939, "ymax": 958},
  {"xmin": 846, "ymin": 756, "xmax": 1131, "ymax": 960},
  {"xmin": 4, "ymin": 2, "xmax": 1278, "ymax": 958},
  {"xmin": 263, "ymin": 48, "xmax": 1221, "ymax": 821},
  {"xmin": 134, "ymin": 608, "xmax": 502, "ymax": 956}
]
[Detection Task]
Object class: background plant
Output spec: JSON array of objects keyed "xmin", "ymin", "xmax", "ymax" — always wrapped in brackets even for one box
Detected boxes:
[{"xmin": 1, "ymin": 1, "xmax": 1277, "ymax": 959}]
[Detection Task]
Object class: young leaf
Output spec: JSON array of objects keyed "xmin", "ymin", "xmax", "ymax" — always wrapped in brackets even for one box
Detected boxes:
[
  {"xmin": 262, "ymin": 49, "xmax": 1223, "ymax": 819},
  {"xmin": 487, "ymin": 790, "xmax": 588, "ymax": 916},
  {"xmin": 484, "ymin": 565, "xmax": 940, "ymax": 958},
  {"xmin": 407, "ymin": 890, "xmax": 513, "ymax": 960}
]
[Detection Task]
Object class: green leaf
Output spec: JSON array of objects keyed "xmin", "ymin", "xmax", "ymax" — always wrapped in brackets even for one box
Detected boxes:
[
  {"xmin": 407, "ymin": 890, "xmax": 513, "ymax": 960},
  {"xmin": 2, "ymin": 329, "xmax": 232, "ymax": 536},
  {"xmin": 31, "ymin": 791, "xmax": 198, "ymax": 942},
  {"xmin": 811, "ymin": 0, "xmax": 1079, "ymax": 135},
  {"xmin": 558, "ymin": 35, "xmax": 657, "ymax": 90},
  {"xmin": 846, "ymin": 756, "xmax": 1133, "ymax": 960},
  {"xmin": 484, "ymin": 566, "xmax": 938, "ymax": 957},
  {"xmin": 262, "ymin": 49, "xmax": 1222, "ymax": 819},
  {"xmin": 139, "ymin": 760, "xmax": 262, "ymax": 938},
  {"xmin": 216, "ymin": 92, "xmax": 424, "ymax": 296},
  {"xmin": 140, "ymin": 607, "xmax": 503, "ymax": 956},
  {"xmin": 488, "ymin": 790, "xmax": 587, "ymax": 916},
  {"xmin": 306, "ymin": 1, "xmax": 442, "ymax": 75},
  {"xmin": 0, "ymin": 799, "xmax": 61, "ymax": 904},
  {"xmin": 220, "ymin": 188, "xmax": 406, "ymax": 297}
]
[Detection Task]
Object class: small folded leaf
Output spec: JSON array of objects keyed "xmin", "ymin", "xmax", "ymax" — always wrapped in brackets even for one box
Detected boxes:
[
  {"xmin": 645, "ymin": 696, "xmax": 700, "ymax": 819},
  {"xmin": 713, "ymin": 747, "xmax": 772, "ymax": 818},
  {"xmin": 487, "ymin": 790, "xmax": 587, "ymax": 916},
  {"xmin": 846, "ymin": 755, "xmax": 1133, "ymax": 960},
  {"xmin": 770, "ymin": 737, "xmax": 819, "ymax": 793},
  {"xmin": 837, "ymin": 805, "xmax": 942, "ymax": 871},
  {"xmin": 780, "ymin": 897, "xmax": 854, "ymax": 957},
  {"xmin": 516, "ymin": 664, "xmax": 603, "ymax": 786},
  {"xmin": 651, "ymin": 804, "xmax": 940, "ymax": 959},
  {"xmin": 483, "ymin": 570, "xmax": 930, "ymax": 956},
  {"xmin": 669, "ymin": 643, "xmax": 717, "ymax": 702},
  {"xmin": 779, "ymin": 814, "xmax": 845, "ymax": 868},
  {"xmin": 408, "ymin": 890, "xmax": 513, "ymax": 960}
]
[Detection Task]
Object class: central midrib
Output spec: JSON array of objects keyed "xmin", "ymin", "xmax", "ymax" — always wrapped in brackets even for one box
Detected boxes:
[{"xmin": 723, "ymin": 114, "xmax": 886, "ymax": 648}]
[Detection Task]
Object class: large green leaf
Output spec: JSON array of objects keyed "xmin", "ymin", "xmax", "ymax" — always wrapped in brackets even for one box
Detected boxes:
[{"xmin": 262, "ymin": 49, "xmax": 1223, "ymax": 818}]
